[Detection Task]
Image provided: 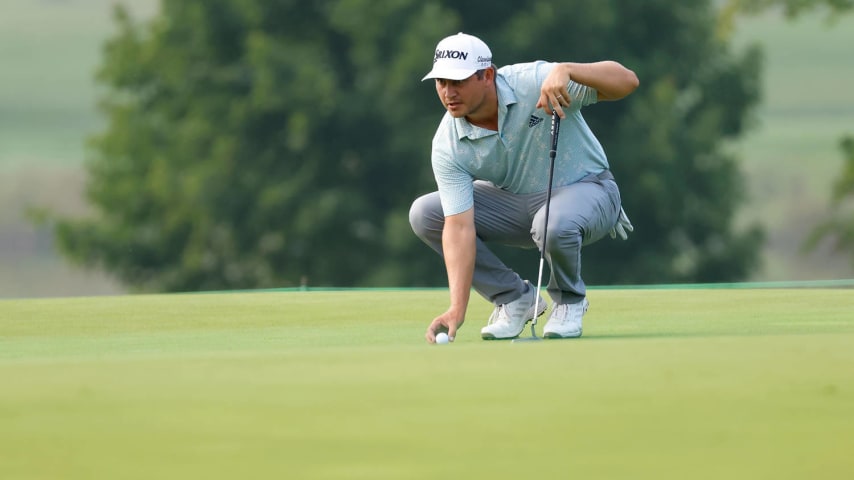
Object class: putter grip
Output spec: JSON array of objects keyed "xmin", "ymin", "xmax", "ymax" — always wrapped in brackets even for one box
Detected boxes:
[{"xmin": 550, "ymin": 111, "xmax": 560, "ymax": 155}]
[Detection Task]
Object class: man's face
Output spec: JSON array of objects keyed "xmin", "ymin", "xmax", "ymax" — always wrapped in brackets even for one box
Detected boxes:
[{"xmin": 434, "ymin": 70, "xmax": 492, "ymax": 118}]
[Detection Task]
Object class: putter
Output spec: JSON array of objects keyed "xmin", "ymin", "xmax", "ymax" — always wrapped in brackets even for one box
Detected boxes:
[{"xmin": 513, "ymin": 110, "xmax": 561, "ymax": 344}]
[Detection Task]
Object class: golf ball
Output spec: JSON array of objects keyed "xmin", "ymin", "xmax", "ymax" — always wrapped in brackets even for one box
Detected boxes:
[{"xmin": 435, "ymin": 332, "xmax": 449, "ymax": 344}]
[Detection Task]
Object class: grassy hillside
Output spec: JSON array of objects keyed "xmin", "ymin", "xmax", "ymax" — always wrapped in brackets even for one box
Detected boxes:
[
  {"xmin": 0, "ymin": 0, "xmax": 158, "ymax": 168},
  {"xmin": 731, "ymin": 11, "xmax": 854, "ymax": 280},
  {"xmin": 1, "ymin": 288, "xmax": 852, "ymax": 479},
  {"xmin": 0, "ymin": 3, "xmax": 852, "ymax": 298},
  {"xmin": 0, "ymin": 0, "xmax": 158, "ymax": 297}
]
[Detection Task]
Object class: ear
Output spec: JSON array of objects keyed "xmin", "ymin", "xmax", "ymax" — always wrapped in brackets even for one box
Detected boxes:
[{"xmin": 484, "ymin": 66, "xmax": 496, "ymax": 83}]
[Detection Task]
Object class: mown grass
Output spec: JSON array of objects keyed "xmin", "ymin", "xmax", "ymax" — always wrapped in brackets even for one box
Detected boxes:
[{"xmin": 1, "ymin": 288, "xmax": 852, "ymax": 479}]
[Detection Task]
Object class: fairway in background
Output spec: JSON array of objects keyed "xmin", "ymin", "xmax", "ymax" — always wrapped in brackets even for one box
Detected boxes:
[
  {"xmin": 731, "ymin": 11, "xmax": 854, "ymax": 281},
  {"xmin": 0, "ymin": 0, "xmax": 158, "ymax": 298},
  {"xmin": 0, "ymin": 0, "xmax": 158, "ymax": 168},
  {"xmin": 2, "ymin": 288, "xmax": 852, "ymax": 479}
]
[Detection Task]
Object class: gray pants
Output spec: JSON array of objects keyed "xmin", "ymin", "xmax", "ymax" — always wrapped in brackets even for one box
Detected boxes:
[{"xmin": 409, "ymin": 172, "xmax": 621, "ymax": 306}]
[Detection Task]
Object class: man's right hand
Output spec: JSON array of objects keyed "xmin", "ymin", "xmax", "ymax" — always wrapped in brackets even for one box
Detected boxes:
[
  {"xmin": 425, "ymin": 309, "xmax": 465, "ymax": 344},
  {"xmin": 426, "ymin": 208, "xmax": 475, "ymax": 344}
]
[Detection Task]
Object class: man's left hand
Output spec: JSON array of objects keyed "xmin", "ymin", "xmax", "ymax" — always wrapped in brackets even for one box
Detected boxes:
[{"xmin": 536, "ymin": 64, "xmax": 572, "ymax": 118}]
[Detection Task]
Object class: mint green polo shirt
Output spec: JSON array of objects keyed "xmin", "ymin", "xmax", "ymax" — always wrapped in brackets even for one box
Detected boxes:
[{"xmin": 430, "ymin": 61, "xmax": 609, "ymax": 216}]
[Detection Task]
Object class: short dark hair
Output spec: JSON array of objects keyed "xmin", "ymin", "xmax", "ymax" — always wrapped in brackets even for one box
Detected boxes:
[{"xmin": 474, "ymin": 64, "xmax": 496, "ymax": 80}]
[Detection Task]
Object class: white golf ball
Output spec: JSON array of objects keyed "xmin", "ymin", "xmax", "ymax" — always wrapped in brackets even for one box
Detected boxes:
[{"xmin": 435, "ymin": 332, "xmax": 449, "ymax": 344}]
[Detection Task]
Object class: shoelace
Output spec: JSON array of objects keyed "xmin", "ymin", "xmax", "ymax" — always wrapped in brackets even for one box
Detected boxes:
[
  {"xmin": 552, "ymin": 304, "xmax": 574, "ymax": 324},
  {"xmin": 487, "ymin": 304, "xmax": 512, "ymax": 325},
  {"xmin": 553, "ymin": 302, "xmax": 587, "ymax": 325}
]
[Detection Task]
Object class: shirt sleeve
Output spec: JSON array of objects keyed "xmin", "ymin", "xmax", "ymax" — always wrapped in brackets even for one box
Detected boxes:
[
  {"xmin": 523, "ymin": 61, "xmax": 599, "ymax": 112},
  {"xmin": 432, "ymin": 149, "xmax": 474, "ymax": 217},
  {"xmin": 567, "ymin": 79, "xmax": 598, "ymax": 109}
]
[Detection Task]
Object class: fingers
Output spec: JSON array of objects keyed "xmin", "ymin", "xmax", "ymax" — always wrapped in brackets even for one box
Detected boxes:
[
  {"xmin": 425, "ymin": 325, "xmax": 439, "ymax": 344},
  {"xmin": 425, "ymin": 314, "xmax": 460, "ymax": 344},
  {"xmin": 537, "ymin": 90, "xmax": 569, "ymax": 118},
  {"xmin": 446, "ymin": 323, "xmax": 457, "ymax": 343},
  {"xmin": 619, "ymin": 208, "xmax": 634, "ymax": 232},
  {"xmin": 535, "ymin": 96, "xmax": 553, "ymax": 116},
  {"xmin": 425, "ymin": 318, "xmax": 446, "ymax": 344},
  {"xmin": 608, "ymin": 207, "xmax": 634, "ymax": 240},
  {"xmin": 617, "ymin": 208, "xmax": 634, "ymax": 240}
]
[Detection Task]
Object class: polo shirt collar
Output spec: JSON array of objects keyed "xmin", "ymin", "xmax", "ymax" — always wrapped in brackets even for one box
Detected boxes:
[{"xmin": 454, "ymin": 74, "xmax": 517, "ymax": 140}]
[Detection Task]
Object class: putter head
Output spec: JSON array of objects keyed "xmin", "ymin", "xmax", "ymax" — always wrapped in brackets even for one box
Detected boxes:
[
  {"xmin": 511, "ymin": 323, "xmax": 542, "ymax": 343},
  {"xmin": 511, "ymin": 335, "xmax": 542, "ymax": 343}
]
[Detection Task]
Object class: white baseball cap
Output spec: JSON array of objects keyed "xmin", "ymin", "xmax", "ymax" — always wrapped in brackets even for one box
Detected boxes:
[{"xmin": 422, "ymin": 32, "xmax": 493, "ymax": 81}]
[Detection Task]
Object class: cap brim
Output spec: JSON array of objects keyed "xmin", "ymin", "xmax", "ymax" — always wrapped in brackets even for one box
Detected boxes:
[{"xmin": 421, "ymin": 67, "xmax": 477, "ymax": 82}]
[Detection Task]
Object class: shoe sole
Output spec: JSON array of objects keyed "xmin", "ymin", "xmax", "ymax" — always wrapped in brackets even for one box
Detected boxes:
[
  {"xmin": 481, "ymin": 304, "xmax": 548, "ymax": 340},
  {"xmin": 542, "ymin": 330, "xmax": 583, "ymax": 339}
]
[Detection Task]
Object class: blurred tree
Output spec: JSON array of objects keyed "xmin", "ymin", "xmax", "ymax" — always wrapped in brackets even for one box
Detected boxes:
[
  {"xmin": 442, "ymin": 0, "xmax": 766, "ymax": 284},
  {"xmin": 804, "ymin": 137, "xmax": 854, "ymax": 268},
  {"xmin": 53, "ymin": 0, "xmax": 765, "ymax": 291},
  {"xmin": 54, "ymin": 0, "xmax": 452, "ymax": 291},
  {"xmin": 721, "ymin": 0, "xmax": 854, "ymax": 267}
]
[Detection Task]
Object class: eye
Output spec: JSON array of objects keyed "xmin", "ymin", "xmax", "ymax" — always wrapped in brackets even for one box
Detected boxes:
[{"xmin": 436, "ymin": 79, "xmax": 464, "ymax": 87}]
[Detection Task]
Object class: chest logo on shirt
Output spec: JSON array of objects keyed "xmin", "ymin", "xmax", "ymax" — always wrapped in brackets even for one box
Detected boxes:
[{"xmin": 528, "ymin": 115, "xmax": 543, "ymax": 128}]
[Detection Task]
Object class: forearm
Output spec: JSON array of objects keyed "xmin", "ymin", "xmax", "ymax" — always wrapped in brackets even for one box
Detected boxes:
[
  {"xmin": 556, "ymin": 61, "xmax": 639, "ymax": 101},
  {"xmin": 442, "ymin": 214, "xmax": 476, "ymax": 316}
]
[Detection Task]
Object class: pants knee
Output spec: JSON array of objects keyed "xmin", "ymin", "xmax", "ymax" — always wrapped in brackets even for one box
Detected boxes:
[
  {"xmin": 545, "ymin": 218, "xmax": 582, "ymax": 251},
  {"xmin": 409, "ymin": 193, "xmax": 444, "ymax": 238}
]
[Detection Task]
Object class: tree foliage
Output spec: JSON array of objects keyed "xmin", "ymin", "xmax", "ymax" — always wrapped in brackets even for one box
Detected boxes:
[
  {"xmin": 804, "ymin": 136, "xmax": 854, "ymax": 267},
  {"xmin": 54, "ymin": 0, "xmax": 765, "ymax": 291}
]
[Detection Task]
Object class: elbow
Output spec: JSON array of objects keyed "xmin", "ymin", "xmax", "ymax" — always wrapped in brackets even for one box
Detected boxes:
[
  {"xmin": 618, "ymin": 64, "xmax": 639, "ymax": 97},
  {"xmin": 606, "ymin": 66, "xmax": 639, "ymax": 101},
  {"xmin": 626, "ymin": 68, "xmax": 640, "ymax": 93}
]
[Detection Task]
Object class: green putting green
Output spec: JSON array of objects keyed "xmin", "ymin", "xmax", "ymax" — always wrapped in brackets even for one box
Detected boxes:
[{"xmin": 1, "ymin": 288, "xmax": 852, "ymax": 479}]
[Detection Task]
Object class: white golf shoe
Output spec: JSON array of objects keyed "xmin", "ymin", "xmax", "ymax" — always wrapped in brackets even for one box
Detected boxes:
[
  {"xmin": 543, "ymin": 299, "xmax": 589, "ymax": 339},
  {"xmin": 481, "ymin": 282, "xmax": 548, "ymax": 340}
]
